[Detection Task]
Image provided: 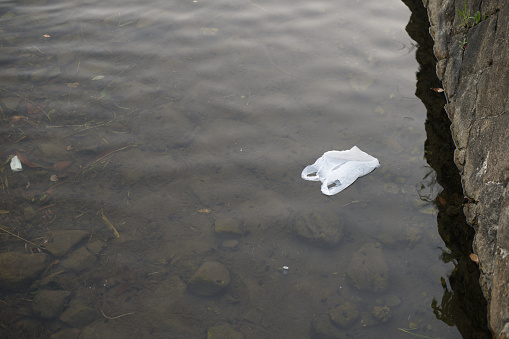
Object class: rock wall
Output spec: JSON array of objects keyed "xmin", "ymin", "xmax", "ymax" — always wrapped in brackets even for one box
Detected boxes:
[{"xmin": 423, "ymin": 0, "xmax": 509, "ymax": 337}]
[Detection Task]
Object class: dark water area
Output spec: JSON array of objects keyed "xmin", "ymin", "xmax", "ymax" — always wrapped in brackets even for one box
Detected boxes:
[{"xmin": 0, "ymin": 0, "xmax": 490, "ymax": 337}]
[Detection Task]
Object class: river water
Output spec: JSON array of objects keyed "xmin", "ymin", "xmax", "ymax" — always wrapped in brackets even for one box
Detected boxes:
[{"xmin": 0, "ymin": 0, "xmax": 489, "ymax": 338}]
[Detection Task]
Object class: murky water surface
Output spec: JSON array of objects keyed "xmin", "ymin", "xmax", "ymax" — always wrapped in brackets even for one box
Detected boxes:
[{"xmin": 1, "ymin": 0, "xmax": 467, "ymax": 337}]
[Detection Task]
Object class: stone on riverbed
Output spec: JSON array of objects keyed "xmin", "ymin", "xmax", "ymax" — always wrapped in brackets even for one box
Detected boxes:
[
  {"xmin": 32, "ymin": 290, "xmax": 71, "ymax": 319},
  {"xmin": 61, "ymin": 247, "xmax": 97, "ymax": 271},
  {"xmin": 329, "ymin": 301, "xmax": 359, "ymax": 329},
  {"xmin": 187, "ymin": 261, "xmax": 230, "ymax": 296},
  {"xmin": 310, "ymin": 313, "xmax": 348, "ymax": 339},
  {"xmin": 0, "ymin": 252, "xmax": 49, "ymax": 291},
  {"xmin": 214, "ymin": 218, "xmax": 243, "ymax": 236},
  {"xmin": 346, "ymin": 243, "xmax": 389, "ymax": 292},
  {"xmin": 44, "ymin": 230, "xmax": 89, "ymax": 257},
  {"xmin": 207, "ymin": 324, "xmax": 244, "ymax": 339},
  {"xmin": 59, "ymin": 299, "xmax": 97, "ymax": 327},
  {"xmin": 293, "ymin": 211, "xmax": 344, "ymax": 247}
]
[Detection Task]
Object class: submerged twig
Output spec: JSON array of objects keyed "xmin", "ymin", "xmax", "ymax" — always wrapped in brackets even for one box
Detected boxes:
[
  {"xmin": 0, "ymin": 224, "xmax": 41, "ymax": 249},
  {"xmin": 398, "ymin": 328, "xmax": 438, "ymax": 339},
  {"xmin": 100, "ymin": 210, "xmax": 120, "ymax": 239},
  {"xmin": 75, "ymin": 144, "xmax": 136, "ymax": 177},
  {"xmin": 100, "ymin": 308, "xmax": 135, "ymax": 320},
  {"xmin": 0, "ymin": 87, "xmax": 52, "ymax": 121}
]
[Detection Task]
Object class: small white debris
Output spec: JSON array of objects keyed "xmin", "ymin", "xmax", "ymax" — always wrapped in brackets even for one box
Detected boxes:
[{"xmin": 10, "ymin": 155, "xmax": 22, "ymax": 172}]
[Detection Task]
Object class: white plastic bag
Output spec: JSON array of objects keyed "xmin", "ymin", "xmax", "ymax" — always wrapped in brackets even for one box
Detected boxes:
[
  {"xmin": 10, "ymin": 155, "xmax": 23, "ymax": 172},
  {"xmin": 301, "ymin": 146, "xmax": 379, "ymax": 196}
]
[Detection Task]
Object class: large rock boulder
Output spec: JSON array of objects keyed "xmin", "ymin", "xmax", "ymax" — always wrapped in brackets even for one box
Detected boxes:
[
  {"xmin": 187, "ymin": 262, "xmax": 230, "ymax": 296},
  {"xmin": 0, "ymin": 252, "xmax": 49, "ymax": 291},
  {"xmin": 293, "ymin": 211, "xmax": 344, "ymax": 247},
  {"xmin": 346, "ymin": 243, "xmax": 389, "ymax": 292}
]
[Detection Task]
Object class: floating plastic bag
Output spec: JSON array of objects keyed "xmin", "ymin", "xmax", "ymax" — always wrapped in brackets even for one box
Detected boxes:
[{"xmin": 301, "ymin": 146, "xmax": 379, "ymax": 196}]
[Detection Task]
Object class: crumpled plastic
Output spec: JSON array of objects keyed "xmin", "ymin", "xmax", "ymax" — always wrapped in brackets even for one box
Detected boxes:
[
  {"xmin": 301, "ymin": 146, "xmax": 380, "ymax": 196},
  {"xmin": 10, "ymin": 155, "xmax": 22, "ymax": 172}
]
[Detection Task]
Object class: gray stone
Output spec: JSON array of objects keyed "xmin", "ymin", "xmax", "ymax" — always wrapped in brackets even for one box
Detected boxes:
[
  {"xmin": 293, "ymin": 211, "xmax": 344, "ymax": 247},
  {"xmin": 86, "ymin": 240, "xmax": 107, "ymax": 254},
  {"xmin": 44, "ymin": 230, "xmax": 89, "ymax": 257},
  {"xmin": 207, "ymin": 324, "xmax": 244, "ymax": 339},
  {"xmin": 346, "ymin": 243, "xmax": 389, "ymax": 292},
  {"xmin": 30, "ymin": 66, "xmax": 61, "ymax": 82},
  {"xmin": 38, "ymin": 141, "xmax": 69, "ymax": 158},
  {"xmin": 60, "ymin": 247, "xmax": 97, "ymax": 271},
  {"xmin": 187, "ymin": 261, "xmax": 230, "ymax": 297},
  {"xmin": 0, "ymin": 97, "xmax": 21, "ymax": 112},
  {"xmin": 310, "ymin": 313, "xmax": 347, "ymax": 339},
  {"xmin": 221, "ymin": 239, "xmax": 239, "ymax": 249},
  {"xmin": 50, "ymin": 328, "xmax": 80, "ymax": 339},
  {"xmin": 329, "ymin": 302, "xmax": 359, "ymax": 329},
  {"xmin": 214, "ymin": 218, "xmax": 243, "ymax": 236},
  {"xmin": 32, "ymin": 290, "xmax": 71, "ymax": 319},
  {"xmin": 372, "ymin": 306, "xmax": 391, "ymax": 323},
  {"xmin": 0, "ymin": 252, "xmax": 49, "ymax": 291},
  {"xmin": 59, "ymin": 300, "xmax": 97, "ymax": 327},
  {"xmin": 24, "ymin": 205, "xmax": 37, "ymax": 221}
]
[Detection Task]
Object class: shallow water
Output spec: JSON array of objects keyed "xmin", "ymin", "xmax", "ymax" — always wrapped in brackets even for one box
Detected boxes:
[{"xmin": 0, "ymin": 0, "xmax": 487, "ymax": 337}]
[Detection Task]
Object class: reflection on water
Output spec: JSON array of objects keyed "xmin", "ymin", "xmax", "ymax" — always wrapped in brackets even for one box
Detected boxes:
[{"xmin": 0, "ymin": 0, "xmax": 488, "ymax": 337}]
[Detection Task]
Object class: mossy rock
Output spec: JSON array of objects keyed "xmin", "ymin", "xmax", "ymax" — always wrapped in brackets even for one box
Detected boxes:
[
  {"xmin": 207, "ymin": 324, "xmax": 244, "ymax": 339},
  {"xmin": 293, "ymin": 211, "xmax": 344, "ymax": 247},
  {"xmin": 310, "ymin": 313, "xmax": 348, "ymax": 339},
  {"xmin": 329, "ymin": 302, "xmax": 359, "ymax": 329},
  {"xmin": 214, "ymin": 218, "xmax": 243, "ymax": 236},
  {"xmin": 346, "ymin": 243, "xmax": 389, "ymax": 292}
]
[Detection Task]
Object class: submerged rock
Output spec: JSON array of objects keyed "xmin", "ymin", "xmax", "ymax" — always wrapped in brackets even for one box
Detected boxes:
[
  {"xmin": 0, "ymin": 252, "xmax": 49, "ymax": 291},
  {"xmin": 293, "ymin": 211, "xmax": 344, "ymax": 247},
  {"xmin": 187, "ymin": 261, "xmax": 230, "ymax": 296},
  {"xmin": 346, "ymin": 243, "xmax": 389, "ymax": 292},
  {"xmin": 49, "ymin": 328, "xmax": 81, "ymax": 339},
  {"xmin": 44, "ymin": 230, "xmax": 89, "ymax": 257},
  {"xmin": 207, "ymin": 324, "xmax": 244, "ymax": 339},
  {"xmin": 329, "ymin": 302, "xmax": 359, "ymax": 329},
  {"xmin": 61, "ymin": 247, "xmax": 97, "ymax": 271},
  {"xmin": 310, "ymin": 313, "xmax": 348, "ymax": 339},
  {"xmin": 372, "ymin": 306, "xmax": 391, "ymax": 323},
  {"xmin": 59, "ymin": 300, "xmax": 97, "ymax": 327},
  {"xmin": 214, "ymin": 218, "xmax": 243, "ymax": 236},
  {"xmin": 32, "ymin": 290, "xmax": 71, "ymax": 319}
]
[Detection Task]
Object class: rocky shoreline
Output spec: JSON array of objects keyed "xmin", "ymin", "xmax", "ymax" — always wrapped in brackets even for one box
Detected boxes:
[{"xmin": 424, "ymin": 0, "xmax": 509, "ymax": 337}]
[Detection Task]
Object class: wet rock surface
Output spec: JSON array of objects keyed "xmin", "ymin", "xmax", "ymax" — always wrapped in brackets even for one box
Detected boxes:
[
  {"xmin": 0, "ymin": 252, "xmax": 49, "ymax": 291},
  {"xmin": 187, "ymin": 261, "xmax": 231, "ymax": 296},
  {"xmin": 346, "ymin": 243, "xmax": 389, "ymax": 292},
  {"xmin": 424, "ymin": 0, "xmax": 509, "ymax": 336}
]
